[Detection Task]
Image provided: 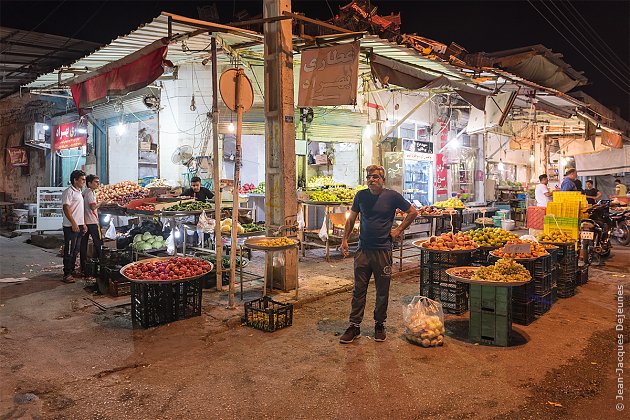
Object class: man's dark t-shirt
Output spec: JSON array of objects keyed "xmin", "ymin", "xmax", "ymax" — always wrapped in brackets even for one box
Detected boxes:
[
  {"xmin": 584, "ymin": 188, "xmax": 599, "ymax": 204},
  {"xmin": 181, "ymin": 187, "xmax": 214, "ymax": 201},
  {"xmin": 351, "ymin": 188, "xmax": 411, "ymax": 250}
]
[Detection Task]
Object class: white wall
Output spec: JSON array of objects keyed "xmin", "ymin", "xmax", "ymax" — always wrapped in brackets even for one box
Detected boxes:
[
  {"xmin": 159, "ymin": 63, "xmax": 213, "ymax": 185},
  {"xmin": 108, "ymin": 122, "xmax": 139, "ymax": 183},
  {"xmin": 486, "ymin": 133, "xmax": 530, "ymax": 165}
]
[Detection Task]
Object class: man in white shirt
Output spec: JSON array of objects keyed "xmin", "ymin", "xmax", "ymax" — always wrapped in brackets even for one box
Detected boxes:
[
  {"xmin": 62, "ymin": 170, "xmax": 86, "ymax": 283},
  {"xmin": 80, "ymin": 174, "xmax": 103, "ymax": 277},
  {"xmin": 535, "ymin": 174, "xmax": 553, "ymax": 207}
]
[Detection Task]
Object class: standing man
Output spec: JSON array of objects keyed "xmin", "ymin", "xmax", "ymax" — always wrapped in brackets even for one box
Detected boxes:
[
  {"xmin": 535, "ymin": 174, "xmax": 553, "ymax": 207},
  {"xmin": 584, "ymin": 180, "xmax": 602, "ymax": 205},
  {"xmin": 80, "ymin": 175, "xmax": 103, "ymax": 276},
  {"xmin": 560, "ymin": 168, "xmax": 578, "ymax": 191},
  {"xmin": 61, "ymin": 170, "xmax": 86, "ymax": 283},
  {"xmin": 181, "ymin": 176, "xmax": 214, "ymax": 201},
  {"xmin": 339, "ymin": 165, "xmax": 418, "ymax": 344},
  {"xmin": 615, "ymin": 179, "xmax": 628, "ymax": 196}
]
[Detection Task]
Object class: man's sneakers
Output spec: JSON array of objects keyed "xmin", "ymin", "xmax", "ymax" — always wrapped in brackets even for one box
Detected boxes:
[
  {"xmin": 339, "ymin": 326, "xmax": 361, "ymax": 344},
  {"xmin": 62, "ymin": 275, "xmax": 75, "ymax": 284},
  {"xmin": 374, "ymin": 323, "xmax": 386, "ymax": 342},
  {"xmin": 339, "ymin": 324, "xmax": 386, "ymax": 343}
]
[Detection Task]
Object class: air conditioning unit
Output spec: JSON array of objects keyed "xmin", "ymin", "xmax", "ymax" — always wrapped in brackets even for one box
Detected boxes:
[{"xmin": 24, "ymin": 123, "xmax": 51, "ymax": 149}]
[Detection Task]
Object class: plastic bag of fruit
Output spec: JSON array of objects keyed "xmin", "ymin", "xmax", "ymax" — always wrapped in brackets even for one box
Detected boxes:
[{"xmin": 402, "ymin": 296, "xmax": 445, "ymax": 348}]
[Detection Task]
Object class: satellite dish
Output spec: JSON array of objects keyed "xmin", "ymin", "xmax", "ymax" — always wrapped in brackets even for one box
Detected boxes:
[
  {"xmin": 219, "ymin": 68, "xmax": 254, "ymax": 113},
  {"xmin": 171, "ymin": 145, "xmax": 194, "ymax": 166}
]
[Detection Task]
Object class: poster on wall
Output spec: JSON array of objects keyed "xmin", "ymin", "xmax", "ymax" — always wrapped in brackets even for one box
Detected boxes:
[
  {"xmin": 53, "ymin": 121, "xmax": 86, "ymax": 150},
  {"xmin": 298, "ymin": 41, "xmax": 359, "ymax": 107},
  {"xmin": 435, "ymin": 119, "xmax": 448, "ymax": 195},
  {"xmin": 7, "ymin": 147, "xmax": 28, "ymax": 166}
]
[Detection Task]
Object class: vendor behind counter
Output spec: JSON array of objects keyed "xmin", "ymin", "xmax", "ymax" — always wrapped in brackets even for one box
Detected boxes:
[{"xmin": 180, "ymin": 176, "xmax": 214, "ymax": 201}]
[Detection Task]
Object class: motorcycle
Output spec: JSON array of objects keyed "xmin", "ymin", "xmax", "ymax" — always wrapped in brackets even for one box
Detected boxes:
[
  {"xmin": 611, "ymin": 209, "xmax": 630, "ymax": 246},
  {"xmin": 579, "ymin": 200, "xmax": 630, "ymax": 265}
]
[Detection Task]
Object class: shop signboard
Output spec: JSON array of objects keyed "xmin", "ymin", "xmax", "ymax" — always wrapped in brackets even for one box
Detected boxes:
[
  {"xmin": 298, "ymin": 41, "xmax": 360, "ymax": 107},
  {"xmin": 53, "ymin": 121, "xmax": 86, "ymax": 150},
  {"xmin": 7, "ymin": 147, "xmax": 28, "ymax": 166}
]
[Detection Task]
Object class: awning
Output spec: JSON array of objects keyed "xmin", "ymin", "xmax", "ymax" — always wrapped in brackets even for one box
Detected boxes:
[
  {"xmin": 370, "ymin": 54, "xmax": 488, "ymax": 110},
  {"xmin": 70, "ymin": 38, "xmax": 172, "ymax": 113},
  {"xmin": 574, "ymin": 145, "xmax": 630, "ymax": 176}
]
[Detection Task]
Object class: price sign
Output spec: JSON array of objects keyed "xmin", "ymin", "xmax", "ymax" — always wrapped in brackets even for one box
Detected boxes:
[{"xmin": 503, "ymin": 243, "xmax": 531, "ymax": 255}]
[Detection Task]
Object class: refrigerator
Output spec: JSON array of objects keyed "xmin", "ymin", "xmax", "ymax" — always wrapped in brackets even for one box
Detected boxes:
[{"xmin": 384, "ymin": 151, "xmax": 434, "ymax": 206}]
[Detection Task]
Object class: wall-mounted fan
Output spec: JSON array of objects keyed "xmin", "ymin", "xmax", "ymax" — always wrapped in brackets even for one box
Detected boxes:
[{"xmin": 171, "ymin": 145, "xmax": 194, "ymax": 168}]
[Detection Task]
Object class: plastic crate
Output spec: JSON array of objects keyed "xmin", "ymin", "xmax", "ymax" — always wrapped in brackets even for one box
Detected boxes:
[
  {"xmin": 533, "ymin": 291, "xmax": 553, "ymax": 315},
  {"xmin": 527, "ymin": 206, "xmax": 546, "ymax": 230},
  {"xmin": 243, "ymin": 296, "xmax": 293, "ymax": 332},
  {"xmin": 552, "ymin": 286, "xmax": 558, "ymax": 302},
  {"xmin": 512, "ymin": 282, "xmax": 535, "ymax": 303},
  {"xmin": 470, "ymin": 284, "xmax": 511, "ymax": 316},
  {"xmin": 556, "ymin": 271, "xmax": 576, "ymax": 298},
  {"xmin": 512, "ymin": 300, "xmax": 535, "ymax": 325},
  {"xmin": 533, "ymin": 254, "xmax": 553, "ymax": 277},
  {"xmin": 109, "ymin": 278, "xmax": 131, "ymax": 297},
  {"xmin": 131, "ymin": 278, "xmax": 203, "ymax": 328},
  {"xmin": 420, "ymin": 248, "xmax": 473, "ymax": 267},
  {"xmin": 430, "ymin": 283, "xmax": 468, "ymax": 315},
  {"xmin": 469, "ymin": 310, "xmax": 512, "ymax": 346},
  {"xmin": 533, "ymin": 273, "xmax": 553, "ymax": 295}
]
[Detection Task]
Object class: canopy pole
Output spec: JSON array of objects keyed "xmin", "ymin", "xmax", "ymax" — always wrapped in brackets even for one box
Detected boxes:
[
  {"xmin": 211, "ymin": 37, "xmax": 223, "ymax": 291},
  {"xmin": 229, "ymin": 69, "xmax": 245, "ymax": 309}
]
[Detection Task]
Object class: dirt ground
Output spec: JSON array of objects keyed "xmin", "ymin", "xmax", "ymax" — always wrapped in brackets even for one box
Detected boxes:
[{"xmin": 1, "ymin": 234, "xmax": 629, "ymax": 419}]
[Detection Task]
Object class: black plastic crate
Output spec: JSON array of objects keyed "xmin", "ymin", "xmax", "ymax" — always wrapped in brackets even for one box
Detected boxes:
[
  {"xmin": 420, "ymin": 249, "xmax": 473, "ymax": 267},
  {"xmin": 533, "ymin": 291, "xmax": 553, "ymax": 315},
  {"xmin": 131, "ymin": 278, "xmax": 203, "ymax": 328},
  {"xmin": 243, "ymin": 296, "xmax": 293, "ymax": 332},
  {"xmin": 512, "ymin": 300, "xmax": 535, "ymax": 326},
  {"xmin": 512, "ymin": 282, "xmax": 535, "ymax": 303},
  {"xmin": 533, "ymin": 254, "xmax": 553, "ymax": 277},
  {"xmin": 99, "ymin": 247, "xmax": 132, "ymax": 268},
  {"xmin": 532, "ymin": 273, "xmax": 553, "ymax": 295},
  {"xmin": 552, "ymin": 286, "xmax": 558, "ymax": 302},
  {"xmin": 557, "ymin": 287, "xmax": 576, "ymax": 299},
  {"xmin": 430, "ymin": 283, "xmax": 468, "ymax": 314}
]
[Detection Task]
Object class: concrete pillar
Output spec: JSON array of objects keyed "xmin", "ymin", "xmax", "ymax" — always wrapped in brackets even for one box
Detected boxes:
[{"xmin": 263, "ymin": 0, "xmax": 298, "ymax": 291}]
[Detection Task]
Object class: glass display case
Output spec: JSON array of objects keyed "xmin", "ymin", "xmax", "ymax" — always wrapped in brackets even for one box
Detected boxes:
[
  {"xmin": 384, "ymin": 151, "xmax": 434, "ymax": 206},
  {"xmin": 36, "ymin": 187, "xmax": 65, "ymax": 231}
]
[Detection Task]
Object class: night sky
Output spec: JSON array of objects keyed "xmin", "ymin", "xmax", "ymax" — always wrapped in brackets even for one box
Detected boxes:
[{"xmin": 1, "ymin": 0, "xmax": 628, "ymax": 119}]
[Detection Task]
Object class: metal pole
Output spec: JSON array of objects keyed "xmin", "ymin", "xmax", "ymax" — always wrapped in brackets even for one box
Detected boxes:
[
  {"xmin": 229, "ymin": 69, "xmax": 244, "ymax": 308},
  {"xmin": 211, "ymin": 38, "xmax": 223, "ymax": 291}
]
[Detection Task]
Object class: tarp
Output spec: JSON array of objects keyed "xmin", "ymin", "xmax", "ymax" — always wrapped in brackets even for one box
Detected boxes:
[
  {"xmin": 70, "ymin": 38, "xmax": 172, "ymax": 114},
  {"xmin": 574, "ymin": 146, "xmax": 630, "ymax": 176},
  {"xmin": 370, "ymin": 54, "xmax": 488, "ymax": 110}
]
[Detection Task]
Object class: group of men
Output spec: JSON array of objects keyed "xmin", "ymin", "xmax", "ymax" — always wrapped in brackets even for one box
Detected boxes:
[
  {"xmin": 61, "ymin": 170, "xmax": 103, "ymax": 283},
  {"xmin": 535, "ymin": 168, "xmax": 627, "ymax": 207}
]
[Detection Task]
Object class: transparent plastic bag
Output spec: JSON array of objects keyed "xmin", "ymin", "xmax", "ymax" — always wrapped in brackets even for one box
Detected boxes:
[
  {"xmin": 402, "ymin": 296, "xmax": 445, "ymax": 348},
  {"xmin": 105, "ymin": 220, "xmax": 117, "ymax": 240}
]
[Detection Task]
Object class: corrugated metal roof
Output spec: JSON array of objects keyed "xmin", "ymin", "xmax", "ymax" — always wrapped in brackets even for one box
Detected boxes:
[
  {"xmin": 1, "ymin": 27, "xmax": 101, "ymax": 98},
  {"xmin": 25, "ymin": 13, "xmax": 254, "ymax": 89}
]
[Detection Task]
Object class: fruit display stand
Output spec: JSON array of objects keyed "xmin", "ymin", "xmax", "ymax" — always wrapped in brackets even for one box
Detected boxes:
[
  {"xmin": 120, "ymin": 257, "xmax": 212, "ymax": 328},
  {"xmin": 446, "ymin": 267, "xmax": 531, "ymax": 347},
  {"xmin": 299, "ymin": 200, "xmax": 355, "ymax": 261},
  {"xmin": 413, "ymin": 239, "xmax": 477, "ymax": 315},
  {"xmin": 392, "ymin": 213, "xmax": 433, "ymax": 273},
  {"xmin": 244, "ymin": 237, "xmax": 300, "ymax": 299}
]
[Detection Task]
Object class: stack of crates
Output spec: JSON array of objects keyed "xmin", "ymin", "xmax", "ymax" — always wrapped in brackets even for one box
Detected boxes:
[
  {"xmin": 420, "ymin": 249, "xmax": 472, "ymax": 315},
  {"xmin": 489, "ymin": 254, "xmax": 554, "ymax": 324},
  {"xmin": 469, "ymin": 284, "xmax": 512, "ymax": 346},
  {"xmin": 544, "ymin": 192, "xmax": 588, "ymax": 242},
  {"xmin": 556, "ymin": 243, "xmax": 578, "ymax": 297}
]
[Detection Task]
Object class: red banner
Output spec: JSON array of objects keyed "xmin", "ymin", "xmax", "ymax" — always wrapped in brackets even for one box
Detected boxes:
[
  {"xmin": 53, "ymin": 121, "xmax": 86, "ymax": 150},
  {"xmin": 435, "ymin": 120, "xmax": 449, "ymax": 195},
  {"xmin": 7, "ymin": 147, "xmax": 28, "ymax": 167},
  {"xmin": 70, "ymin": 39, "xmax": 171, "ymax": 113}
]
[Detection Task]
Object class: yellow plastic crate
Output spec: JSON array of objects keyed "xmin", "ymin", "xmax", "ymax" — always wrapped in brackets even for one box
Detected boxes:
[{"xmin": 543, "ymin": 224, "xmax": 579, "ymax": 241}]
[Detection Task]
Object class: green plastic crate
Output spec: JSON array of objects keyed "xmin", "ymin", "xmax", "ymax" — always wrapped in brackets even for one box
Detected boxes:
[
  {"xmin": 469, "ymin": 284, "xmax": 511, "ymax": 317},
  {"xmin": 469, "ymin": 310, "xmax": 512, "ymax": 346}
]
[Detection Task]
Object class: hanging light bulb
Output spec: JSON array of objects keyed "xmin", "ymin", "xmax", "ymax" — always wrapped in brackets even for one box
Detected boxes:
[
  {"xmin": 42, "ymin": 124, "xmax": 50, "ymax": 131},
  {"xmin": 529, "ymin": 153, "xmax": 535, "ymax": 163},
  {"xmin": 227, "ymin": 122, "xmax": 235, "ymax": 133},
  {"xmin": 116, "ymin": 122, "xmax": 126, "ymax": 135},
  {"xmin": 364, "ymin": 124, "xmax": 373, "ymax": 138},
  {"xmin": 451, "ymin": 137, "xmax": 460, "ymax": 149},
  {"xmin": 497, "ymin": 159, "xmax": 505, "ymax": 171}
]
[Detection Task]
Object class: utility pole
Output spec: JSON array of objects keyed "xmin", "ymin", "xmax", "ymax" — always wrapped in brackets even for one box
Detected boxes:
[{"xmin": 263, "ymin": 0, "xmax": 298, "ymax": 291}]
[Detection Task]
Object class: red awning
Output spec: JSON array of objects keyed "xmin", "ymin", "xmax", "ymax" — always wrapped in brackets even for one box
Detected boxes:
[{"xmin": 70, "ymin": 38, "xmax": 173, "ymax": 114}]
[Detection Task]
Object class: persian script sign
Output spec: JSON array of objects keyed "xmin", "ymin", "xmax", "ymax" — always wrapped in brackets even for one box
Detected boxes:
[{"xmin": 298, "ymin": 41, "xmax": 359, "ymax": 107}]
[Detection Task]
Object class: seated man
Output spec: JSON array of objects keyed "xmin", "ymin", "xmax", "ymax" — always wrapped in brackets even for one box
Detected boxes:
[{"xmin": 181, "ymin": 176, "xmax": 213, "ymax": 201}]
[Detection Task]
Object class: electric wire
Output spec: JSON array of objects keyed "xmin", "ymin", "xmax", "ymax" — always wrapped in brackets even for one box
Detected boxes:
[
  {"xmin": 526, "ymin": 0, "xmax": 630, "ymax": 94},
  {"xmin": 561, "ymin": 0, "xmax": 629, "ymax": 72},
  {"xmin": 541, "ymin": 0, "xmax": 629, "ymax": 87}
]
